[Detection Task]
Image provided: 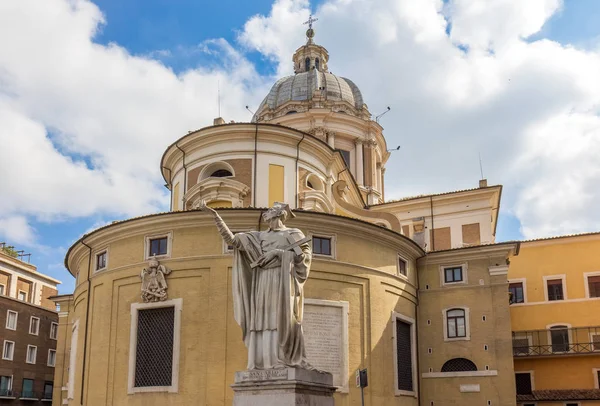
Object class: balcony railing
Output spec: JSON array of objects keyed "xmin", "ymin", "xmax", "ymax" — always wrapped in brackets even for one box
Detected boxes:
[
  {"xmin": 512, "ymin": 326, "xmax": 600, "ymax": 357},
  {"xmin": 0, "ymin": 389, "xmax": 17, "ymax": 398}
]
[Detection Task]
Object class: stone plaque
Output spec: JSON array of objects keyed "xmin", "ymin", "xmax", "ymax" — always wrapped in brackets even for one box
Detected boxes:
[
  {"xmin": 303, "ymin": 299, "xmax": 349, "ymax": 392},
  {"xmin": 236, "ymin": 369, "xmax": 288, "ymax": 383},
  {"xmin": 460, "ymin": 384, "xmax": 481, "ymax": 393}
]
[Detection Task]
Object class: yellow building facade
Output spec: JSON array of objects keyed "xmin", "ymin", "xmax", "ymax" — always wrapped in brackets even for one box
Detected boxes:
[
  {"xmin": 509, "ymin": 233, "xmax": 600, "ymax": 406},
  {"xmin": 52, "ymin": 27, "xmax": 521, "ymax": 406}
]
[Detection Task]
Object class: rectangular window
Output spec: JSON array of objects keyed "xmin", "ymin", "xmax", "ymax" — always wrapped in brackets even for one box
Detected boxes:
[
  {"xmin": 550, "ymin": 326, "xmax": 570, "ymax": 353},
  {"xmin": 21, "ymin": 378, "xmax": 34, "ymax": 399},
  {"xmin": 96, "ymin": 251, "xmax": 107, "ymax": 271},
  {"xmin": 398, "ymin": 257, "xmax": 407, "ymax": 277},
  {"xmin": 444, "ymin": 266, "xmax": 463, "ymax": 283},
  {"xmin": 47, "ymin": 349, "xmax": 56, "ymax": 367},
  {"xmin": 446, "ymin": 309, "xmax": 467, "ymax": 338},
  {"xmin": 6, "ymin": 310, "xmax": 18, "ymax": 330},
  {"xmin": 2, "ymin": 341, "xmax": 14, "ymax": 360},
  {"xmin": 0, "ymin": 284, "xmax": 4, "ymax": 295},
  {"xmin": 134, "ymin": 307, "xmax": 175, "ymax": 388},
  {"xmin": 509, "ymin": 282, "xmax": 525, "ymax": 304},
  {"xmin": 588, "ymin": 275, "xmax": 600, "ymax": 298},
  {"xmin": 149, "ymin": 237, "xmax": 168, "ymax": 257},
  {"xmin": 0, "ymin": 376, "xmax": 12, "ymax": 396},
  {"xmin": 547, "ymin": 279, "xmax": 564, "ymax": 301},
  {"xmin": 515, "ymin": 372, "xmax": 533, "ymax": 395},
  {"xmin": 29, "ymin": 317, "xmax": 40, "ymax": 335},
  {"xmin": 396, "ymin": 319, "xmax": 413, "ymax": 392},
  {"xmin": 512, "ymin": 337, "xmax": 531, "ymax": 356},
  {"xmin": 339, "ymin": 149, "xmax": 351, "ymax": 166},
  {"xmin": 43, "ymin": 382, "xmax": 53, "ymax": 400},
  {"xmin": 312, "ymin": 236, "xmax": 332, "ymax": 256},
  {"xmin": 18, "ymin": 290, "xmax": 27, "ymax": 301},
  {"xmin": 26, "ymin": 345, "xmax": 37, "ymax": 364},
  {"xmin": 50, "ymin": 322, "xmax": 58, "ymax": 340},
  {"xmin": 590, "ymin": 334, "xmax": 600, "ymax": 352}
]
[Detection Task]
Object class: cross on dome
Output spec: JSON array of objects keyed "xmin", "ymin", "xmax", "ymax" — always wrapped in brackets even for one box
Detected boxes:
[{"xmin": 303, "ymin": 14, "xmax": 318, "ymax": 43}]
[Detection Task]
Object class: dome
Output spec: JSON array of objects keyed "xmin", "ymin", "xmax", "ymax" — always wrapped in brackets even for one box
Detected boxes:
[{"xmin": 256, "ymin": 70, "xmax": 364, "ymax": 112}]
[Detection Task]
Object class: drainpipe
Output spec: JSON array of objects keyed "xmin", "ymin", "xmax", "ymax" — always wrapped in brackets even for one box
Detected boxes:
[
  {"xmin": 80, "ymin": 241, "xmax": 93, "ymax": 405},
  {"xmin": 429, "ymin": 196, "xmax": 435, "ymax": 251},
  {"xmin": 175, "ymin": 144, "xmax": 186, "ymax": 209},
  {"xmin": 161, "ymin": 166, "xmax": 172, "ymax": 210},
  {"xmin": 295, "ymin": 133, "xmax": 306, "ymax": 208},
  {"xmin": 253, "ymin": 124, "xmax": 258, "ymax": 207}
]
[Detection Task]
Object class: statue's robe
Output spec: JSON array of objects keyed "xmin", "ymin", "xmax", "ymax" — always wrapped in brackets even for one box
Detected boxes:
[{"xmin": 231, "ymin": 227, "xmax": 311, "ymax": 369}]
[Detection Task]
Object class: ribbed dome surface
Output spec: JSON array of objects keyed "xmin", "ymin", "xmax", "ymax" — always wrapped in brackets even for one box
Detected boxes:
[{"xmin": 257, "ymin": 69, "xmax": 364, "ymax": 112}]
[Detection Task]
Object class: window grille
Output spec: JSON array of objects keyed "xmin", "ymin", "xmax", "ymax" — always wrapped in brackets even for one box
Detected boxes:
[
  {"xmin": 396, "ymin": 320, "xmax": 413, "ymax": 391},
  {"xmin": 515, "ymin": 372, "xmax": 532, "ymax": 394},
  {"xmin": 312, "ymin": 237, "xmax": 332, "ymax": 256},
  {"xmin": 444, "ymin": 266, "xmax": 463, "ymax": 283},
  {"xmin": 134, "ymin": 306, "xmax": 175, "ymax": 388},
  {"xmin": 592, "ymin": 334, "xmax": 600, "ymax": 352},
  {"xmin": 512, "ymin": 337, "xmax": 530, "ymax": 355},
  {"xmin": 210, "ymin": 169, "xmax": 232, "ymax": 177},
  {"xmin": 441, "ymin": 358, "xmax": 477, "ymax": 372},
  {"xmin": 149, "ymin": 237, "xmax": 168, "ymax": 257}
]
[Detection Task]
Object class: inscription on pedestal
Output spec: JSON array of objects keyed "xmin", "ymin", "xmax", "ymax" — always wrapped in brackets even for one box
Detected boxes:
[
  {"xmin": 237, "ymin": 369, "xmax": 288, "ymax": 382},
  {"xmin": 303, "ymin": 299, "xmax": 349, "ymax": 392}
]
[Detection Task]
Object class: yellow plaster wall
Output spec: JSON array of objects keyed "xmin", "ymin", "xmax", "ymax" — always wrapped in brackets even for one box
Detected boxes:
[
  {"xmin": 55, "ymin": 211, "xmax": 422, "ymax": 406},
  {"xmin": 268, "ymin": 164, "xmax": 284, "ymax": 207},
  {"xmin": 515, "ymin": 356, "xmax": 600, "ymax": 390}
]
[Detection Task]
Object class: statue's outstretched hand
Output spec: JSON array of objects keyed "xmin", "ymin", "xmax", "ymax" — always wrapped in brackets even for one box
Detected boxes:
[{"xmin": 198, "ymin": 200, "xmax": 218, "ymax": 216}]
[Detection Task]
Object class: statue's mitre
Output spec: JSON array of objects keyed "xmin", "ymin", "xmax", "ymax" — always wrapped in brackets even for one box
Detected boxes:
[{"xmin": 273, "ymin": 202, "xmax": 296, "ymax": 218}]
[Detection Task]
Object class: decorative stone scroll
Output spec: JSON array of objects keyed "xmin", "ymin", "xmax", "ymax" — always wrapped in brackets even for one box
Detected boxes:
[
  {"xmin": 140, "ymin": 257, "xmax": 172, "ymax": 302},
  {"xmin": 303, "ymin": 299, "xmax": 349, "ymax": 392}
]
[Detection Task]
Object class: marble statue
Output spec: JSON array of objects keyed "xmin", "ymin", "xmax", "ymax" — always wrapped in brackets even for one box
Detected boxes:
[
  {"xmin": 140, "ymin": 256, "xmax": 171, "ymax": 302},
  {"xmin": 200, "ymin": 201, "xmax": 313, "ymax": 370}
]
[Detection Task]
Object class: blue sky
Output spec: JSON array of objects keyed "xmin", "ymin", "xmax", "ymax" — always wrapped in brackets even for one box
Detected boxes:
[{"xmin": 2, "ymin": 0, "xmax": 600, "ymax": 294}]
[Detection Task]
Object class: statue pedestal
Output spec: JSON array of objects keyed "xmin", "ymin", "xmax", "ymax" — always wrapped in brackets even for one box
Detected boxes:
[{"xmin": 231, "ymin": 367, "xmax": 336, "ymax": 406}]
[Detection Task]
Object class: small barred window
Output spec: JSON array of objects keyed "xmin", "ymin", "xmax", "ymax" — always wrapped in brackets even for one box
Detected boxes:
[
  {"xmin": 396, "ymin": 320, "xmax": 413, "ymax": 391},
  {"xmin": 441, "ymin": 358, "xmax": 477, "ymax": 372},
  {"xmin": 134, "ymin": 306, "xmax": 175, "ymax": 388}
]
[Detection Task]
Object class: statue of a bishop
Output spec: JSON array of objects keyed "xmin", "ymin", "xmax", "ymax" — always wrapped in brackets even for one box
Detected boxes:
[{"xmin": 201, "ymin": 201, "xmax": 312, "ymax": 370}]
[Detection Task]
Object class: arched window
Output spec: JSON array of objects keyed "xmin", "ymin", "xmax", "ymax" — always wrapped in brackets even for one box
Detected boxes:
[
  {"xmin": 315, "ymin": 58, "xmax": 320, "ymax": 70},
  {"xmin": 446, "ymin": 308, "xmax": 466, "ymax": 338},
  {"xmin": 441, "ymin": 358, "xmax": 477, "ymax": 372},
  {"xmin": 305, "ymin": 174, "xmax": 325, "ymax": 191},
  {"xmin": 307, "ymin": 181, "xmax": 314, "ymax": 189},
  {"xmin": 210, "ymin": 169, "xmax": 232, "ymax": 177},
  {"xmin": 305, "ymin": 57, "xmax": 310, "ymax": 71},
  {"xmin": 286, "ymin": 110, "xmax": 297, "ymax": 115}
]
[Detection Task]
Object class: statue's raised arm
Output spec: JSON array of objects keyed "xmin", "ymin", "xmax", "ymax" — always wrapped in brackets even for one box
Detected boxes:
[{"xmin": 199, "ymin": 200, "xmax": 235, "ymax": 245}]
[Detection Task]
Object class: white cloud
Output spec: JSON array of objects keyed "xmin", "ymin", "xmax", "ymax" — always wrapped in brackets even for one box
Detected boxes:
[
  {"xmin": 0, "ymin": 0, "xmax": 599, "ymax": 246},
  {"xmin": 0, "ymin": 216, "xmax": 37, "ymax": 246}
]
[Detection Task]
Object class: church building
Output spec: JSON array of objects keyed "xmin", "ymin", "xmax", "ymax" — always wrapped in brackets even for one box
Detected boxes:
[{"xmin": 51, "ymin": 26, "xmax": 520, "ymax": 406}]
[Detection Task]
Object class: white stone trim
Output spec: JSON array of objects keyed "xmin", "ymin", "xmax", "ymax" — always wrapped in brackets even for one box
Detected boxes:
[
  {"xmin": 593, "ymin": 368, "xmax": 600, "ymax": 389},
  {"xmin": 584, "ymin": 271, "xmax": 600, "ymax": 299},
  {"xmin": 439, "ymin": 263, "xmax": 468, "ymax": 287},
  {"xmin": 47, "ymin": 349, "xmax": 56, "ymax": 367},
  {"xmin": 489, "ymin": 265, "xmax": 508, "ymax": 276},
  {"xmin": 392, "ymin": 312, "xmax": 418, "ymax": 398},
  {"xmin": 29, "ymin": 316, "xmax": 40, "ymax": 336},
  {"xmin": 198, "ymin": 161, "xmax": 235, "ymax": 182},
  {"xmin": 143, "ymin": 231, "xmax": 173, "ymax": 261},
  {"xmin": 546, "ymin": 323, "xmax": 573, "ymax": 354},
  {"xmin": 543, "ymin": 274, "xmax": 567, "ymax": 301},
  {"xmin": 305, "ymin": 172, "xmax": 325, "ymax": 192},
  {"xmin": 67, "ymin": 319, "xmax": 79, "ymax": 400},
  {"xmin": 17, "ymin": 289, "xmax": 28, "ymax": 301},
  {"xmin": 422, "ymin": 370, "xmax": 498, "ymax": 378},
  {"xmin": 26, "ymin": 344, "xmax": 37, "ymax": 364},
  {"xmin": 2, "ymin": 340, "xmax": 15, "ymax": 360},
  {"xmin": 508, "ymin": 278, "xmax": 528, "ymax": 304},
  {"xmin": 507, "ymin": 297, "xmax": 600, "ymax": 306},
  {"xmin": 93, "ymin": 247, "xmax": 109, "ymax": 273},
  {"xmin": 442, "ymin": 306, "xmax": 471, "ymax": 341},
  {"xmin": 5, "ymin": 310, "xmax": 17, "ymax": 330},
  {"xmin": 128, "ymin": 298, "xmax": 182, "ymax": 394},
  {"xmin": 304, "ymin": 299, "xmax": 349, "ymax": 393},
  {"xmin": 307, "ymin": 232, "xmax": 337, "ymax": 259}
]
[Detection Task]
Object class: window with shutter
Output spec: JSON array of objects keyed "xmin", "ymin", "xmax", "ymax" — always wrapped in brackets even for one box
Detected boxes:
[
  {"xmin": 396, "ymin": 320, "xmax": 413, "ymax": 392},
  {"xmin": 588, "ymin": 275, "xmax": 600, "ymax": 298},
  {"xmin": 547, "ymin": 279, "xmax": 564, "ymax": 301},
  {"xmin": 515, "ymin": 372, "xmax": 532, "ymax": 395}
]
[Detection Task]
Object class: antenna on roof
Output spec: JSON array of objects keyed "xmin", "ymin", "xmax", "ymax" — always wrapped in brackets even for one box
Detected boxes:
[
  {"xmin": 479, "ymin": 152, "xmax": 484, "ymax": 179},
  {"xmin": 245, "ymin": 105, "xmax": 255, "ymax": 116},
  {"xmin": 375, "ymin": 106, "xmax": 391, "ymax": 123},
  {"xmin": 387, "ymin": 145, "xmax": 401, "ymax": 152}
]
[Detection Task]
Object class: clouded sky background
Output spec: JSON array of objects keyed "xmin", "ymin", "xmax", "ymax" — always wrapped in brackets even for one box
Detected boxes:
[{"xmin": 1, "ymin": 0, "xmax": 600, "ymax": 293}]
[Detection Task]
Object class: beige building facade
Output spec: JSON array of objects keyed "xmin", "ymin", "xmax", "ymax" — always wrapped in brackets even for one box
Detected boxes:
[{"xmin": 53, "ymin": 28, "xmax": 519, "ymax": 406}]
